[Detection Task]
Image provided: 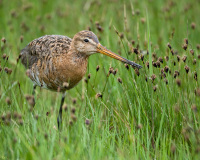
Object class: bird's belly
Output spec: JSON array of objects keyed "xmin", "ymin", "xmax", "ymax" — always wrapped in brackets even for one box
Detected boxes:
[{"xmin": 28, "ymin": 60, "xmax": 87, "ymax": 92}]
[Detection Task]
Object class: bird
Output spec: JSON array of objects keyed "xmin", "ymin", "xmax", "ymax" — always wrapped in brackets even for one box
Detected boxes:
[{"xmin": 20, "ymin": 30, "xmax": 142, "ymax": 129}]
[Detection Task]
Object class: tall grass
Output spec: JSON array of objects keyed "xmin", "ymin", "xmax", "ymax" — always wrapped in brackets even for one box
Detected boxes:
[{"xmin": 0, "ymin": 0, "xmax": 200, "ymax": 159}]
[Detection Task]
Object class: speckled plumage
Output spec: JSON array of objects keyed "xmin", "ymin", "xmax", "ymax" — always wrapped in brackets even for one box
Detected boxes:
[{"xmin": 20, "ymin": 30, "xmax": 142, "ymax": 129}]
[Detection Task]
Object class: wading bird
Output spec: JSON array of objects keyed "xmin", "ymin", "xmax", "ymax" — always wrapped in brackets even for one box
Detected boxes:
[{"xmin": 20, "ymin": 30, "xmax": 142, "ymax": 129}]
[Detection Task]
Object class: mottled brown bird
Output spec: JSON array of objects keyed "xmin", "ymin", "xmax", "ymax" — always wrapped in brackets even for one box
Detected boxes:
[{"xmin": 20, "ymin": 30, "xmax": 142, "ymax": 129}]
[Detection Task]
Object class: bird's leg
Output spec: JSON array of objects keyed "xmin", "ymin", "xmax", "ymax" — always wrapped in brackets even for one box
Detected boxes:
[
  {"xmin": 57, "ymin": 92, "xmax": 66, "ymax": 130},
  {"xmin": 32, "ymin": 84, "xmax": 37, "ymax": 107},
  {"xmin": 32, "ymin": 84, "xmax": 37, "ymax": 96}
]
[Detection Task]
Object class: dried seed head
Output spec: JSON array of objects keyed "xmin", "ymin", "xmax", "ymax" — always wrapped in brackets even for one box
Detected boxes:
[
  {"xmin": 136, "ymin": 124, "xmax": 143, "ymax": 129},
  {"xmin": 171, "ymin": 49, "xmax": 175, "ymax": 55},
  {"xmin": 1, "ymin": 114, "xmax": 6, "ymax": 121},
  {"xmin": 152, "ymin": 62, "xmax": 157, "ymax": 68},
  {"xmin": 141, "ymin": 18, "xmax": 146, "ymax": 24},
  {"xmin": 146, "ymin": 61, "xmax": 149, "ymax": 69},
  {"xmin": 6, "ymin": 112, "xmax": 11, "ymax": 120},
  {"xmin": 197, "ymin": 44, "xmax": 200, "ymax": 50},
  {"xmin": 139, "ymin": 54, "xmax": 144, "ymax": 61},
  {"xmin": 124, "ymin": 64, "xmax": 129, "ymax": 70},
  {"xmin": 158, "ymin": 57, "xmax": 163, "ymax": 63},
  {"xmin": 95, "ymin": 93, "xmax": 102, "ymax": 99},
  {"xmin": 182, "ymin": 55, "xmax": 187, "ymax": 62},
  {"xmin": 165, "ymin": 56, "xmax": 169, "ymax": 61},
  {"xmin": 184, "ymin": 38, "xmax": 188, "ymax": 45},
  {"xmin": 117, "ymin": 77, "xmax": 122, "ymax": 84},
  {"xmin": 96, "ymin": 65, "xmax": 100, "ymax": 72},
  {"xmin": 153, "ymin": 85, "xmax": 157, "ymax": 92},
  {"xmin": 119, "ymin": 33, "xmax": 124, "ymax": 39},
  {"xmin": 6, "ymin": 97, "xmax": 11, "ymax": 105},
  {"xmin": 177, "ymin": 55, "xmax": 180, "ymax": 62},
  {"xmin": 69, "ymin": 120, "xmax": 73, "ymax": 125},
  {"xmin": 71, "ymin": 114, "xmax": 77, "ymax": 122},
  {"xmin": 84, "ymin": 78, "xmax": 88, "ymax": 83},
  {"xmin": 133, "ymin": 48, "xmax": 139, "ymax": 54},
  {"xmin": 85, "ymin": 119, "xmax": 90, "ymax": 125},
  {"xmin": 194, "ymin": 71, "xmax": 197, "ymax": 81},
  {"xmin": 164, "ymin": 66, "xmax": 169, "ymax": 73},
  {"xmin": 112, "ymin": 69, "xmax": 117, "ymax": 75},
  {"xmin": 191, "ymin": 105, "xmax": 197, "ymax": 112},
  {"xmin": 1, "ymin": 37, "xmax": 6, "ymax": 43},
  {"xmin": 198, "ymin": 55, "xmax": 200, "ymax": 59},
  {"xmin": 164, "ymin": 78, "xmax": 168, "ymax": 85},
  {"xmin": 20, "ymin": 35, "xmax": 24, "ymax": 43},
  {"xmin": 13, "ymin": 112, "xmax": 18, "ymax": 119},
  {"xmin": 193, "ymin": 59, "xmax": 197, "ymax": 65},
  {"xmin": 2, "ymin": 53, "xmax": 7, "ymax": 59},
  {"xmin": 190, "ymin": 49, "xmax": 194, "ymax": 55},
  {"xmin": 44, "ymin": 133, "xmax": 48, "ymax": 140},
  {"xmin": 109, "ymin": 67, "xmax": 114, "ymax": 74},
  {"xmin": 191, "ymin": 22, "xmax": 196, "ymax": 29},
  {"xmin": 72, "ymin": 99, "xmax": 77, "ymax": 104},
  {"xmin": 182, "ymin": 44, "xmax": 187, "ymax": 50},
  {"xmin": 35, "ymin": 114, "xmax": 39, "ymax": 120},
  {"xmin": 151, "ymin": 74, "xmax": 156, "ymax": 82},
  {"xmin": 135, "ymin": 69, "xmax": 140, "ymax": 76},
  {"xmin": 184, "ymin": 65, "xmax": 190, "ymax": 74},
  {"xmin": 167, "ymin": 42, "xmax": 172, "ymax": 50},
  {"xmin": 145, "ymin": 75, "xmax": 148, "ymax": 82},
  {"xmin": 71, "ymin": 107, "xmax": 76, "ymax": 114},
  {"xmin": 176, "ymin": 79, "xmax": 181, "ymax": 87},
  {"xmin": 63, "ymin": 104, "xmax": 68, "ymax": 111},
  {"xmin": 195, "ymin": 88, "xmax": 200, "ymax": 97},
  {"xmin": 19, "ymin": 119, "xmax": 23, "ymax": 126},
  {"xmin": 131, "ymin": 40, "xmax": 135, "ymax": 45},
  {"xmin": 25, "ymin": 94, "xmax": 35, "ymax": 107},
  {"xmin": 46, "ymin": 112, "xmax": 50, "ymax": 116}
]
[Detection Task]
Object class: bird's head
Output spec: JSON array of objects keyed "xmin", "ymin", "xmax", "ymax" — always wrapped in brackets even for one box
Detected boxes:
[{"xmin": 71, "ymin": 30, "xmax": 142, "ymax": 69}]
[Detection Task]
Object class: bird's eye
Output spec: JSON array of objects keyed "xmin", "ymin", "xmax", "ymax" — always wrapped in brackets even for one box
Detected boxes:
[{"xmin": 84, "ymin": 39, "xmax": 89, "ymax": 42}]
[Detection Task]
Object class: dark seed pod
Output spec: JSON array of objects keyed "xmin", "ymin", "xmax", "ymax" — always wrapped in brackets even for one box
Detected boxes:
[
  {"xmin": 158, "ymin": 57, "xmax": 163, "ymax": 63},
  {"xmin": 96, "ymin": 93, "xmax": 103, "ymax": 99},
  {"xmin": 1, "ymin": 37, "xmax": 6, "ymax": 43},
  {"xmin": 194, "ymin": 72, "xmax": 197, "ymax": 81},
  {"xmin": 197, "ymin": 44, "xmax": 200, "ymax": 50},
  {"xmin": 177, "ymin": 55, "xmax": 180, "ymax": 62},
  {"xmin": 153, "ymin": 85, "xmax": 157, "ymax": 92},
  {"xmin": 151, "ymin": 74, "xmax": 156, "ymax": 82},
  {"xmin": 87, "ymin": 73, "xmax": 91, "ymax": 79},
  {"xmin": 164, "ymin": 78, "xmax": 168, "ymax": 85},
  {"xmin": 135, "ymin": 69, "xmax": 140, "ymax": 76},
  {"xmin": 167, "ymin": 42, "xmax": 172, "ymax": 50},
  {"xmin": 164, "ymin": 66, "xmax": 169, "ymax": 73},
  {"xmin": 184, "ymin": 38, "xmax": 188, "ymax": 45},
  {"xmin": 184, "ymin": 65, "xmax": 190, "ymax": 74},
  {"xmin": 182, "ymin": 44, "xmax": 187, "ymax": 50},
  {"xmin": 96, "ymin": 65, "xmax": 100, "ymax": 72},
  {"xmin": 117, "ymin": 77, "xmax": 122, "ymax": 84},
  {"xmin": 85, "ymin": 119, "xmax": 90, "ymax": 125},
  {"xmin": 139, "ymin": 54, "xmax": 144, "ymax": 61},
  {"xmin": 191, "ymin": 22, "xmax": 196, "ymax": 29},
  {"xmin": 156, "ymin": 61, "xmax": 160, "ymax": 68},
  {"xmin": 176, "ymin": 79, "xmax": 181, "ymax": 87},
  {"xmin": 152, "ymin": 62, "xmax": 157, "ymax": 68},
  {"xmin": 165, "ymin": 56, "xmax": 169, "ymax": 61},
  {"xmin": 71, "ymin": 107, "xmax": 76, "ymax": 114},
  {"xmin": 190, "ymin": 49, "xmax": 194, "ymax": 55},
  {"xmin": 193, "ymin": 59, "xmax": 196, "ymax": 65},
  {"xmin": 182, "ymin": 55, "xmax": 187, "ymax": 62},
  {"xmin": 124, "ymin": 64, "xmax": 129, "ymax": 70}
]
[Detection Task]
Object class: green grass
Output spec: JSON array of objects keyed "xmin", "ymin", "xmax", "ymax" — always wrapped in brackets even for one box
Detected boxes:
[{"xmin": 0, "ymin": 0, "xmax": 200, "ymax": 159}]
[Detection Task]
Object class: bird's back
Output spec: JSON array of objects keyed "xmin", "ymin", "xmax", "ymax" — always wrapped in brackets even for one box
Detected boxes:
[{"xmin": 20, "ymin": 35, "xmax": 72, "ymax": 69}]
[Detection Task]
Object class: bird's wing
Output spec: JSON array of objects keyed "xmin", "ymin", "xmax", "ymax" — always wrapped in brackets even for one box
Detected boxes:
[{"xmin": 20, "ymin": 35, "xmax": 72, "ymax": 69}]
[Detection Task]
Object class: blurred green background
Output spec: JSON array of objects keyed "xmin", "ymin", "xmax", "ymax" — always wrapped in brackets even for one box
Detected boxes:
[{"xmin": 0, "ymin": 0, "xmax": 200, "ymax": 159}]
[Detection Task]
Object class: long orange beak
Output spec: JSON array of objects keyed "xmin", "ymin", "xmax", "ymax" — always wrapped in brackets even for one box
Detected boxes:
[{"xmin": 97, "ymin": 43, "xmax": 142, "ymax": 69}]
